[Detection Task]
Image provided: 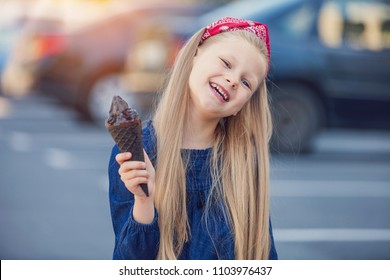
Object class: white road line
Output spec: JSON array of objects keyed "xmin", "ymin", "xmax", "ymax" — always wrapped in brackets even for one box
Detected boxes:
[
  {"xmin": 314, "ymin": 130, "xmax": 390, "ymax": 153},
  {"xmin": 4, "ymin": 130, "xmax": 112, "ymax": 147},
  {"xmin": 44, "ymin": 148, "xmax": 73, "ymax": 169},
  {"xmin": 274, "ymin": 228, "xmax": 390, "ymax": 242},
  {"xmin": 43, "ymin": 148, "xmax": 106, "ymax": 170},
  {"xmin": 20, "ymin": 132, "xmax": 112, "ymax": 145},
  {"xmin": 271, "ymin": 180, "xmax": 390, "ymax": 197},
  {"xmin": 271, "ymin": 161, "xmax": 390, "ymax": 175},
  {"xmin": 8, "ymin": 131, "xmax": 33, "ymax": 152}
]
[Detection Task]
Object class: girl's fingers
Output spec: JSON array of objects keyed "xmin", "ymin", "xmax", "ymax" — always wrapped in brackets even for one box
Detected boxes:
[
  {"xmin": 127, "ymin": 183, "xmax": 150, "ymax": 198},
  {"xmin": 115, "ymin": 152, "xmax": 132, "ymax": 165},
  {"xmin": 143, "ymin": 150, "xmax": 156, "ymax": 180},
  {"xmin": 116, "ymin": 152, "xmax": 149, "ymax": 173},
  {"xmin": 120, "ymin": 169, "xmax": 149, "ymax": 181},
  {"xmin": 116, "ymin": 150, "xmax": 155, "ymax": 198},
  {"xmin": 125, "ymin": 176, "xmax": 149, "ymax": 188},
  {"xmin": 118, "ymin": 160, "xmax": 146, "ymax": 174},
  {"xmin": 123, "ymin": 177, "xmax": 149, "ymax": 196}
]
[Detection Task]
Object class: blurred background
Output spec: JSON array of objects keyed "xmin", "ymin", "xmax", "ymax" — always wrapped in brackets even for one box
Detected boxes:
[{"xmin": 1, "ymin": 0, "xmax": 389, "ymax": 260}]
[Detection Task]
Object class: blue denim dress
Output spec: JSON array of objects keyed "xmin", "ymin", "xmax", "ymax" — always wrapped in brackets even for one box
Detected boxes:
[{"xmin": 108, "ymin": 121, "xmax": 278, "ymax": 260}]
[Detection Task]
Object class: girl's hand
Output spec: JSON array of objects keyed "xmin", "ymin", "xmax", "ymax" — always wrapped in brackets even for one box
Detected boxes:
[{"xmin": 116, "ymin": 150, "xmax": 155, "ymax": 201}]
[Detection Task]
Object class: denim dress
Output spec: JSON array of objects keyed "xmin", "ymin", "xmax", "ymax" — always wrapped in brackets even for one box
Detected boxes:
[{"xmin": 108, "ymin": 121, "xmax": 278, "ymax": 260}]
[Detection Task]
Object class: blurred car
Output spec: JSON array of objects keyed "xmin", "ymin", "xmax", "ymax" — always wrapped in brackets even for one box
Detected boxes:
[
  {"xmin": 1, "ymin": 1, "xmax": 214, "ymax": 120},
  {"xmin": 0, "ymin": 26, "xmax": 18, "ymax": 96},
  {"xmin": 0, "ymin": 1, "xmax": 25, "ymax": 96},
  {"xmin": 124, "ymin": 0, "xmax": 390, "ymax": 153}
]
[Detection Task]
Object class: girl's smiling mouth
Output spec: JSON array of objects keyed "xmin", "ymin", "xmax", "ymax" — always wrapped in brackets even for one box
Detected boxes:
[{"xmin": 210, "ymin": 82, "xmax": 230, "ymax": 102}]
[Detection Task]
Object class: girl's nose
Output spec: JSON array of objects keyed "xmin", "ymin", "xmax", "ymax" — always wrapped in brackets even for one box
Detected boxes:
[{"xmin": 226, "ymin": 78, "xmax": 237, "ymax": 89}]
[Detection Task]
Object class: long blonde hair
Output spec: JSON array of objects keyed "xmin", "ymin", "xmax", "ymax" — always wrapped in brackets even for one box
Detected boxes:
[{"xmin": 153, "ymin": 28, "xmax": 272, "ymax": 259}]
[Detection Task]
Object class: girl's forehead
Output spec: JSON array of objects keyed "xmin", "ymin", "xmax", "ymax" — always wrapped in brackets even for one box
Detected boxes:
[
  {"xmin": 203, "ymin": 36, "xmax": 251, "ymax": 51},
  {"xmin": 202, "ymin": 37, "xmax": 260, "ymax": 59}
]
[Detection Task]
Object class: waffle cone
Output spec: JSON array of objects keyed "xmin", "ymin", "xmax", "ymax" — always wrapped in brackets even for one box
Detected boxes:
[{"xmin": 108, "ymin": 121, "xmax": 149, "ymax": 196}]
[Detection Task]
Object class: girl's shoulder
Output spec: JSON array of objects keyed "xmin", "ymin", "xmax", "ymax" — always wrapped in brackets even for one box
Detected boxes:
[
  {"xmin": 142, "ymin": 120, "xmax": 157, "ymax": 165},
  {"xmin": 142, "ymin": 119, "xmax": 154, "ymax": 135}
]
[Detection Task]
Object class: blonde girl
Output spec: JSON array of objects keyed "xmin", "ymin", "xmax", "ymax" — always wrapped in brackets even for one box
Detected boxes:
[{"xmin": 109, "ymin": 17, "xmax": 277, "ymax": 260}]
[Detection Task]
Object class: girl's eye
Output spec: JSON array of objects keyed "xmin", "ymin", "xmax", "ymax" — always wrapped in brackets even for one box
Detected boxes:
[
  {"xmin": 221, "ymin": 58, "xmax": 231, "ymax": 68},
  {"xmin": 242, "ymin": 79, "xmax": 251, "ymax": 89}
]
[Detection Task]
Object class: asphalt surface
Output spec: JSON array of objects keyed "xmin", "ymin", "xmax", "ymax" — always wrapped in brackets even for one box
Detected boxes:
[{"xmin": 0, "ymin": 94, "xmax": 389, "ymax": 260}]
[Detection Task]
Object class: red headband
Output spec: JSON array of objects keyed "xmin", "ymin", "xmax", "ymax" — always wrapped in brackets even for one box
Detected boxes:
[{"xmin": 200, "ymin": 17, "xmax": 271, "ymax": 74}]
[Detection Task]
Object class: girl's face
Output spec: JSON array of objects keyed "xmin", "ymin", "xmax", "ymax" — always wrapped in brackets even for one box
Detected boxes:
[{"xmin": 188, "ymin": 35, "xmax": 267, "ymax": 120}]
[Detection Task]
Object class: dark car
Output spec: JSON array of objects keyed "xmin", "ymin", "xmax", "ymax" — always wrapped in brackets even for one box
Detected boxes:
[
  {"xmin": 111, "ymin": 0, "xmax": 390, "ymax": 153},
  {"xmin": 1, "ymin": 2, "xmax": 215, "ymax": 120},
  {"xmin": 196, "ymin": 0, "xmax": 390, "ymax": 153}
]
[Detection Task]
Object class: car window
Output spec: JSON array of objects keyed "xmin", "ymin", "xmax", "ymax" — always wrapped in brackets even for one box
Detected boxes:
[
  {"xmin": 318, "ymin": 0, "xmax": 390, "ymax": 51},
  {"xmin": 272, "ymin": 3, "xmax": 317, "ymax": 40}
]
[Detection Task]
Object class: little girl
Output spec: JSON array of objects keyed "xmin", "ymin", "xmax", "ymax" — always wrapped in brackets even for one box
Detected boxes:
[{"xmin": 108, "ymin": 17, "xmax": 278, "ymax": 260}]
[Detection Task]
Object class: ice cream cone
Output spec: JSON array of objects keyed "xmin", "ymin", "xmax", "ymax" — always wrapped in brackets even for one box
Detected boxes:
[{"xmin": 106, "ymin": 96, "xmax": 149, "ymax": 197}]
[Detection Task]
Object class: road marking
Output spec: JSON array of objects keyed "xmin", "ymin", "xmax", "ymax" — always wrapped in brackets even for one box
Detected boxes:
[
  {"xmin": 44, "ymin": 148, "xmax": 73, "ymax": 169},
  {"xmin": 271, "ymin": 180, "xmax": 390, "ymax": 197},
  {"xmin": 43, "ymin": 148, "xmax": 106, "ymax": 170},
  {"xmin": 314, "ymin": 130, "xmax": 390, "ymax": 153},
  {"xmin": 8, "ymin": 131, "xmax": 33, "ymax": 152},
  {"xmin": 19, "ymin": 132, "xmax": 112, "ymax": 146},
  {"xmin": 274, "ymin": 228, "xmax": 390, "ymax": 242}
]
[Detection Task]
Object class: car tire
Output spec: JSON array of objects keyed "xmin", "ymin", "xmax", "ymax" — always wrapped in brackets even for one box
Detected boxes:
[
  {"xmin": 269, "ymin": 83, "xmax": 324, "ymax": 154},
  {"xmin": 87, "ymin": 73, "xmax": 124, "ymax": 124}
]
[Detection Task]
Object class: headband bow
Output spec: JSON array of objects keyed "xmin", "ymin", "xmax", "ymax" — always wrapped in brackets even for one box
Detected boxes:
[{"xmin": 200, "ymin": 17, "xmax": 271, "ymax": 74}]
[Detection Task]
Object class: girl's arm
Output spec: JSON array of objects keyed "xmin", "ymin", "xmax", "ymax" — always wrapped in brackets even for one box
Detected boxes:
[{"xmin": 108, "ymin": 145, "xmax": 159, "ymax": 260}]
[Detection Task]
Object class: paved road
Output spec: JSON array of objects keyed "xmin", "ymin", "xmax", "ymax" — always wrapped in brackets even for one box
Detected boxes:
[{"xmin": 1, "ymin": 94, "xmax": 389, "ymax": 260}]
